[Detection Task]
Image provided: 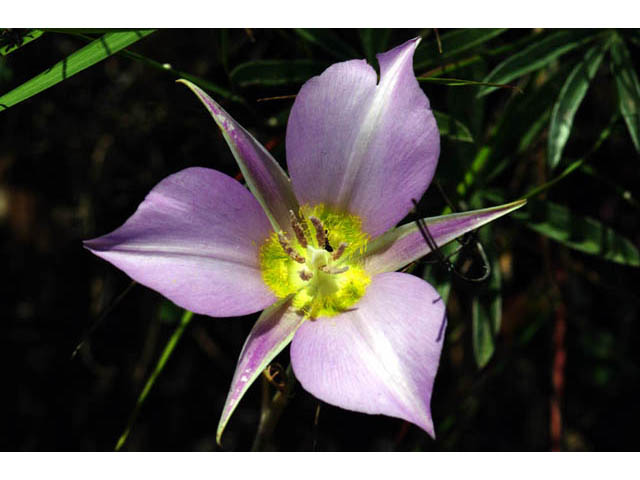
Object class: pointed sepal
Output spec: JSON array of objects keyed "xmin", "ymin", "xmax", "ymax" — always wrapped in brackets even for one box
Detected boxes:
[
  {"xmin": 178, "ymin": 79, "xmax": 299, "ymax": 233},
  {"xmin": 364, "ymin": 199, "xmax": 526, "ymax": 275},
  {"xmin": 217, "ymin": 296, "xmax": 305, "ymax": 445}
]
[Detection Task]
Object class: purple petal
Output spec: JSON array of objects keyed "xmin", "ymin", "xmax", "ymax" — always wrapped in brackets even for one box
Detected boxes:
[
  {"xmin": 85, "ymin": 167, "xmax": 276, "ymax": 317},
  {"xmin": 364, "ymin": 200, "xmax": 527, "ymax": 275},
  {"xmin": 178, "ymin": 79, "xmax": 299, "ymax": 233},
  {"xmin": 286, "ymin": 38, "xmax": 439, "ymax": 237},
  {"xmin": 290, "ymin": 272, "xmax": 446, "ymax": 437},
  {"xmin": 217, "ymin": 297, "xmax": 305, "ymax": 444}
]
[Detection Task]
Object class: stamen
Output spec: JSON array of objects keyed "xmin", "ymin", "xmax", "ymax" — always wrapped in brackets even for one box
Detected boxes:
[
  {"xmin": 299, "ymin": 269, "xmax": 313, "ymax": 281},
  {"xmin": 309, "ymin": 216, "xmax": 326, "ymax": 248},
  {"xmin": 289, "ymin": 210, "xmax": 308, "ymax": 248},
  {"xmin": 332, "ymin": 242, "xmax": 348, "ymax": 261},
  {"xmin": 277, "ymin": 232, "xmax": 305, "ymax": 264},
  {"xmin": 320, "ymin": 265, "xmax": 349, "ymax": 275}
]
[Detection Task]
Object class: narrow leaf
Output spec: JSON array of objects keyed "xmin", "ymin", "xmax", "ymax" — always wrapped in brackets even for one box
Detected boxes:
[
  {"xmin": 483, "ymin": 64, "xmax": 574, "ymax": 185},
  {"xmin": 414, "ymin": 29, "xmax": 507, "ymax": 70},
  {"xmin": 471, "ymin": 228, "xmax": 502, "ymax": 368},
  {"xmin": 419, "ymin": 76, "xmax": 522, "ymax": 92},
  {"xmin": 0, "ymin": 29, "xmax": 44, "ymax": 56},
  {"xmin": 515, "ymin": 200, "xmax": 640, "ymax": 266},
  {"xmin": 120, "ymin": 48, "xmax": 243, "ymax": 104},
  {"xmin": 548, "ymin": 44, "xmax": 607, "ymax": 169},
  {"xmin": 294, "ymin": 29, "xmax": 360, "ymax": 60},
  {"xmin": 477, "ymin": 29, "xmax": 599, "ymax": 97},
  {"xmin": 69, "ymin": 31, "xmax": 243, "ymax": 103},
  {"xmin": 434, "ymin": 110, "xmax": 474, "ymax": 143},
  {"xmin": 0, "ymin": 30, "xmax": 155, "ymax": 112},
  {"xmin": 610, "ymin": 37, "xmax": 640, "ymax": 153},
  {"xmin": 359, "ymin": 29, "xmax": 392, "ymax": 65},
  {"xmin": 115, "ymin": 309, "xmax": 194, "ymax": 451},
  {"xmin": 230, "ymin": 59, "xmax": 328, "ymax": 87}
]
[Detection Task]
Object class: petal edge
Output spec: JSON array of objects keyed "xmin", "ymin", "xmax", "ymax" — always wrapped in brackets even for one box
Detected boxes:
[{"xmin": 364, "ymin": 199, "xmax": 527, "ymax": 275}]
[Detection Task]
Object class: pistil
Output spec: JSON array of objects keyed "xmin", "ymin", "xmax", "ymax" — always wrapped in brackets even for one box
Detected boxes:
[
  {"xmin": 260, "ymin": 203, "xmax": 371, "ymax": 318},
  {"xmin": 320, "ymin": 265, "xmax": 349, "ymax": 275}
]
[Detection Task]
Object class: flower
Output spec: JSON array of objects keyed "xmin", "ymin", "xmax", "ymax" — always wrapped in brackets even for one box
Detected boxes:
[{"xmin": 85, "ymin": 38, "xmax": 525, "ymax": 443}]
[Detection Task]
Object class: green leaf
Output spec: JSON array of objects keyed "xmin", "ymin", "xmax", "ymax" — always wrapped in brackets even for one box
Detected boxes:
[
  {"xmin": 108, "ymin": 47, "xmax": 244, "ymax": 104},
  {"xmin": 230, "ymin": 59, "xmax": 328, "ymax": 87},
  {"xmin": 477, "ymin": 29, "xmax": 600, "ymax": 97},
  {"xmin": 472, "ymin": 228, "xmax": 502, "ymax": 369},
  {"xmin": 419, "ymin": 76, "xmax": 523, "ymax": 92},
  {"xmin": 294, "ymin": 29, "xmax": 360, "ymax": 60},
  {"xmin": 414, "ymin": 29, "xmax": 507, "ymax": 71},
  {"xmin": 522, "ymin": 113, "xmax": 617, "ymax": 200},
  {"xmin": 115, "ymin": 309, "xmax": 194, "ymax": 451},
  {"xmin": 359, "ymin": 29, "xmax": 392, "ymax": 65},
  {"xmin": 0, "ymin": 29, "xmax": 44, "ymax": 56},
  {"xmin": 515, "ymin": 200, "xmax": 640, "ymax": 266},
  {"xmin": 610, "ymin": 36, "xmax": 640, "ymax": 153},
  {"xmin": 0, "ymin": 30, "xmax": 155, "ymax": 112},
  {"xmin": 434, "ymin": 110, "xmax": 474, "ymax": 143},
  {"xmin": 548, "ymin": 44, "xmax": 607, "ymax": 169},
  {"xmin": 483, "ymin": 65, "xmax": 574, "ymax": 185}
]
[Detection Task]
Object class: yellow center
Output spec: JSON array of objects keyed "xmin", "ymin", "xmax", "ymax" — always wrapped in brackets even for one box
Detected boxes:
[{"xmin": 259, "ymin": 204, "xmax": 371, "ymax": 318}]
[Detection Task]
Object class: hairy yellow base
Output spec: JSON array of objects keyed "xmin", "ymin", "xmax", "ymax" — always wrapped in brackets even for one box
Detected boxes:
[{"xmin": 260, "ymin": 204, "xmax": 371, "ymax": 318}]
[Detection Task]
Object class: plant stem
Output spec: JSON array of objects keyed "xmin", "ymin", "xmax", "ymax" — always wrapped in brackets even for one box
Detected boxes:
[
  {"xmin": 251, "ymin": 364, "xmax": 295, "ymax": 451},
  {"xmin": 114, "ymin": 309, "xmax": 194, "ymax": 451}
]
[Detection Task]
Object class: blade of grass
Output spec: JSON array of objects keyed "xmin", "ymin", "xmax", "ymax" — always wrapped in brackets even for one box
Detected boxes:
[
  {"xmin": 477, "ymin": 29, "xmax": 602, "ymax": 97},
  {"xmin": 472, "ymin": 228, "xmax": 502, "ymax": 369},
  {"xmin": 69, "ymin": 34, "xmax": 246, "ymax": 104},
  {"xmin": 515, "ymin": 200, "xmax": 640, "ymax": 267},
  {"xmin": 0, "ymin": 29, "xmax": 44, "ymax": 56},
  {"xmin": 548, "ymin": 43, "xmax": 608, "ymax": 169},
  {"xmin": 294, "ymin": 29, "xmax": 360, "ymax": 60},
  {"xmin": 419, "ymin": 31, "xmax": 541, "ymax": 79},
  {"xmin": 0, "ymin": 30, "xmax": 155, "ymax": 112},
  {"xmin": 122, "ymin": 49, "xmax": 245, "ymax": 104},
  {"xmin": 482, "ymin": 66, "xmax": 574, "ymax": 186},
  {"xmin": 359, "ymin": 28, "xmax": 392, "ymax": 65},
  {"xmin": 434, "ymin": 110, "xmax": 474, "ymax": 143},
  {"xmin": 523, "ymin": 113, "xmax": 617, "ymax": 199},
  {"xmin": 419, "ymin": 75, "xmax": 522, "ymax": 93},
  {"xmin": 68, "ymin": 32, "xmax": 244, "ymax": 104},
  {"xmin": 414, "ymin": 28, "xmax": 507, "ymax": 70},
  {"xmin": 580, "ymin": 164, "xmax": 640, "ymax": 209},
  {"xmin": 610, "ymin": 35, "xmax": 640, "ymax": 153},
  {"xmin": 114, "ymin": 309, "xmax": 194, "ymax": 451},
  {"xmin": 230, "ymin": 59, "xmax": 328, "ymax": 87}
]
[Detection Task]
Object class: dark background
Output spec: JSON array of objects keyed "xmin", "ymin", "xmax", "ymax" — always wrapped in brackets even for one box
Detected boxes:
[{"xmin": 2, "ymin": 29, "xmax": 639, "ymax": 451}]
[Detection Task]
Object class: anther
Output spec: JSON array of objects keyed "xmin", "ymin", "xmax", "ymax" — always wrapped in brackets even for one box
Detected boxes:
[
  {"xmin": 289, "ymin": 210, "xmax": 308, "ymax": 248},
  {"xmin": 299, "ymin": 269, "xmax": 313, "ymax": 281},
  {"xmin": 320, "ymin": 265, "xmax": 349, "ymax": 275},
  {"xmin": 332, "ymin": 242, "xmax": 348, "ymax": 261},
  {"xmin": 277, "ymin": 232, "xmax": 305, "ymax": 264},
  {"xmin": 309, "ymin": 216, "xmax": 326, "ymax": 248}
]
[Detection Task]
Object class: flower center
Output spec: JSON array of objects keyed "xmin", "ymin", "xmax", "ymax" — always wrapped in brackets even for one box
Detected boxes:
[{"xmin": 259, "ymin": 204, "xmax": 371, "ymax": 318}]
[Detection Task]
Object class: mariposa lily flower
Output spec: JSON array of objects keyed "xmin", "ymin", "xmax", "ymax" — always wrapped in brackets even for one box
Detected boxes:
[{"xmin": 85, "ymin": 38, "xmax": 525, "ymax": 443}]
